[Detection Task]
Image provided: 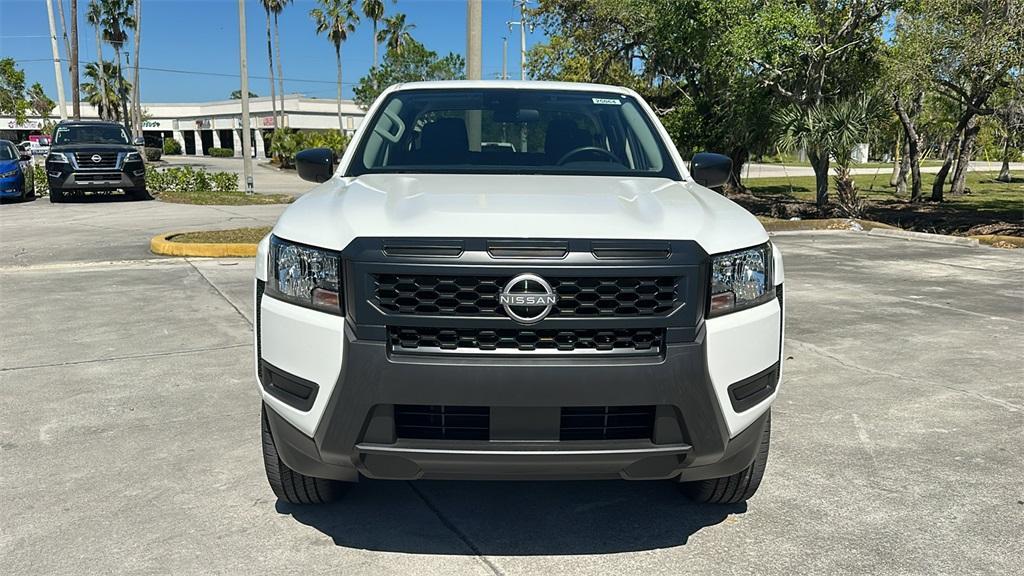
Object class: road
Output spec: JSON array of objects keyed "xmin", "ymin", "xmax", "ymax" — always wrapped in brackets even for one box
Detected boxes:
[{"xmin": 1, "ymin": 197, "xmax": 1022, "ymax": 575}]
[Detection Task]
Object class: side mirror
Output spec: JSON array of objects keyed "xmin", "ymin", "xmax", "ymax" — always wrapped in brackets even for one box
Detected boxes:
[
  {"xmin": 133, "ymin": 135, "xmax": 146, "ymax": 146},
  {"xmin": 689, "ymin": 152, "xmax": 733, "ymax": 189},
  {"xmin": 20, "ymin": 154, "xmax": 32, "ymax": 162},
  {"xmin": 295, "ymin": 148, "xmax": 337, "ymax": 183}
]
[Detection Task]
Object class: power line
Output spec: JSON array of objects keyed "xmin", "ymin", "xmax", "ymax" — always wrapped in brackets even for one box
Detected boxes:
[{"xmin": 14, "ymin": 58, "xmax": 356, "ymax": 85}]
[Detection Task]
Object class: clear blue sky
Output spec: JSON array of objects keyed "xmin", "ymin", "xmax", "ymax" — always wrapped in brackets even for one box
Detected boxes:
[{"xmin": 0, "ymin": 0, "xmax": 545, "ymax": 103}]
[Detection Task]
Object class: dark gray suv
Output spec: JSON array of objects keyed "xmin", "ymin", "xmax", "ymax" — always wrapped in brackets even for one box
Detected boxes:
[{"xmin": 45, "ymin": 121, "xmax": 147, "ymax": 202}]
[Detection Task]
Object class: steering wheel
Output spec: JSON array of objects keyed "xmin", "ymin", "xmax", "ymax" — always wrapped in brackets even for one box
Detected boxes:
[{"xmin": 556, "ymin": 146, "xmax": 620, "ymax": 166}]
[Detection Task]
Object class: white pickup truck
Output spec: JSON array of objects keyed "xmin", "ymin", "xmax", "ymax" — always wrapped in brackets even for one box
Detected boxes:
[{"xmin": 253, "ymin": 81, "xmax": 785, "ymax": 505}]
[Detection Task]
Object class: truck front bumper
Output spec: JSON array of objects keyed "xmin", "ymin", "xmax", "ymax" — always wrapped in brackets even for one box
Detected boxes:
[{"xmin": 257, "ymin": 290, "xmax": 783, "ymax": 483}]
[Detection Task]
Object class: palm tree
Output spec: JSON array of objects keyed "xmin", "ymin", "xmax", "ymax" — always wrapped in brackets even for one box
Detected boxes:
[
  {"xmin": 261, "ymin": 0, "xmax": 278, "ymax": 128},
  {"xmin": 774, "ymin": 93, "xmax": 884, "ymax": 216},
  {"xmin": 99, "ymin": 0, "xmax": 136, "ymax": 129},
  {"xmin": 311, "ymin": 0, "xmax": 359, "ymax": 130},
  {"xmin": 377, "ymin": 12, "xmax": 415, "ymax": 56},
  {"xmin": 86, "ymin": 1, "xmax": 109, "ymax": 120},
  {"xmin": 267, "ymin": 0, "xmax": 293, "ymax": 127},
  {"xmin": 82, "ymin": 61, "xmax": 129, "ymax": 121},
  {"xmin": 361, "ymin": 0, "xmax": 392, "ymax": 68}
]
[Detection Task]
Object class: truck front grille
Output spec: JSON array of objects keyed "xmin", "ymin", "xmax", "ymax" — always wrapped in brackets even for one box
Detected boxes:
[
  {"xmin": 389, "ymin": 326, "xmax": 663, "ymax": 355},
  {"xmin": 374, "ymin": 274, "xmax": 680, "ymax": 317},
  {"xmin": 73, "ymin": 152, "xmax": 119, "ymax": 169},
  {"xmin": 560, "ymin": 406, "xmax": 657, "ymax": 440},
  {"xmin": 394, "ymin": 405, "xmax": 490, "ymax": 440}
]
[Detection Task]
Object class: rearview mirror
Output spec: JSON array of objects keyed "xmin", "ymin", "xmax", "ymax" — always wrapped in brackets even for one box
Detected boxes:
[
  {"xmin": 295, "ymin": 148, "xmax": 337, "ymax": 183},
  {"xmin": 133, "ymin": 135, "xmax": 146, "ymax": 146},
  {"xmin": 689, "ymin": 152, "xmax": 733, "ymax": 189}
]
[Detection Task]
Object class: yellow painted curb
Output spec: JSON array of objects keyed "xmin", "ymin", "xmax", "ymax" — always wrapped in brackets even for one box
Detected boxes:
[{"xmin": 150, "ymin": 232, "xmax": 258, "ymax": 258}]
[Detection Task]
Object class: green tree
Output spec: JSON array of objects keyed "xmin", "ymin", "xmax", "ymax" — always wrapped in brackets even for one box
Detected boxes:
[
  {"xmin": 98, "ymin": 0, "xmax": 137, "ymax": 129},
  {"xmin": 26, "ymin": 82, "xmax": 56, "ymax": 121},
  {"xmin": 737, "ymin": 0, "xmax": 894, "ymax": 209},
  {"xmin": 775, "ymin": 93, "xmax": 886, "ymax": 217},
  {"xmin": 261, "ymin": 0, "xmax": 280, "ymax": 128},
  {"xmin": 267, "ymin": 0, "xmax": 293, "ymax": 125},
  {"xmin": 82, "ymin": 60, "xmax": 130, "ymax": 121},
  {"xmin": 230, "ymin": 90, "xmax": 259, "ymax": 99},
  {"xmin": 377, "ymin": 12, "xmax": 415, "ymax": 56},
  {"xmin": 526, "ymin": 0, "xmax": 779, "ymax": 188},
  {"xmin": 86, "ymin": 1, "xmax": 111, "ymax": 120},
  {"xmin": 311, "ymin": 0, "xmax": 360, "ymax": 130},
  {"xmin": 361, "ymin": 0, "xmax": 393, "ymax": 68},
  {"xmin": 0, "ymin": 58, "xmax": 29, "ymax": 123},
  {"xmin": 918, "ymin": 0, "xmax": 1023, "ymax": 200},
  {"xmin": 354, "ymin": 39, "xmax": 465, "ymax": 107}
]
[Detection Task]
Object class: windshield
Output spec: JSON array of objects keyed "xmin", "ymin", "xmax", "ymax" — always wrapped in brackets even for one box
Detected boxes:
[
  {"xmin": 0, "ymin": 142, "xmax": 17, "ymax": 159},
  {"xmin": 0, "ymin": 142, "xmax": 17, "ymax": 160},
  {"xmin": 53, "ymin": 124, "xmax": 130, "ymax": 146},
  {"xmin": 349, "ymin": 88, "xmax": 679, "ymax": 179}
]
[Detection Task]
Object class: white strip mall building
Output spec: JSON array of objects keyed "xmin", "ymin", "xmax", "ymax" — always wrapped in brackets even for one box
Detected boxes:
[{"xmin": 0, "ymin": 95, "xmax": 366, "ymax": 158}]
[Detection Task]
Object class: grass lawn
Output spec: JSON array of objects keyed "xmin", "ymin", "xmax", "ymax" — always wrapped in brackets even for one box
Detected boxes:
[
  {"xmin": 170, "ymin": 227, "xmax": 273, "ymax": 244},
  {"xmin": 736, "ymin": 171, "xmax": 1023, "ymax": 236},
  {"xmin": 154, "ymin": 189, "xmax": 294, "ymax": 205}
]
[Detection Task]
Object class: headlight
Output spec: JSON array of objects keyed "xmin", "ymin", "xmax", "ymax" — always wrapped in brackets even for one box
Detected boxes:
[
  {"xmin": 267, "ymin": 235, "xmax": 343, "ymax": 314},
  {"xmin": 124, "ymin": 151, "xmax": 142, "ymax": 162},
  {"xmin": 47, "ymin": 152, "xmax": 68, "ymax": 163},
  {"xmin": 708, "ymin": 242, "xmax": 774, "ymax": 317},
  {"xmin": 0, "ymin": 169, "xmax": 19, "ymax": 178}
]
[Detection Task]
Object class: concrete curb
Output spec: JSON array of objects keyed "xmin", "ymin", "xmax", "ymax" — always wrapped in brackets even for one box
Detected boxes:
[
  {"xmin": 150, "ymin": 232, "xmax": 257, "ymax": 258},
  {"xmin": 867, "ymin": 227, "xmax": 980, "ymax": 247}
]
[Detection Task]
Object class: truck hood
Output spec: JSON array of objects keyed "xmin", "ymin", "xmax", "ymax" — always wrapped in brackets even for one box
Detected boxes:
[
  {"xmin": 50, "ymin": 143, "xmax": 136, "ymax": 153},
  {"xmin": 272, "ymin": 173, "xmax": 768, "ymax": 255}
]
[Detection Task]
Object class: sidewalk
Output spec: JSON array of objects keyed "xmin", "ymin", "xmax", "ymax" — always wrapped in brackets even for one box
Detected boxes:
[{"xmin": 742, "ymin": 160, "xmax": 1023, "ymax": 180}]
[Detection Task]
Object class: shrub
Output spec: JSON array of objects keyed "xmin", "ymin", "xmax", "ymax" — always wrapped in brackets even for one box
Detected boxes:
[
  {"xmin": 269, "ymin": 128, "xmax": 300, "ymax": 168},
  {"xmin": 32, "ymin": 163, "xmax": 48, "ymax": 195},
  {"xmin": 162, "ymin": 138, "xmax": 182, "ymax": 155},
  {"xmin": 208, "ymin": 147, "xmax": 234, "ymax": 158},
  {"xmin": 145, "ymin": 165, "xmax": 242, "ymax": 195},
  {"xmin": 301, "ymin": 129, "xmax": 351, "ymax": 157},
  {"xmin": 144, "ymin": 147, "xmax": 162, "ymax": 162},
  {"xmin": 211, "ymin": 172, "xmax": 238, "ymax": 193}
]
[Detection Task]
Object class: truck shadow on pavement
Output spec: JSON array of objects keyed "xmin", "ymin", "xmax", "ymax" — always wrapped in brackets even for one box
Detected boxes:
[{"xmin": 277, "ymin": 478, "xmax": 744, "ymax": 554}]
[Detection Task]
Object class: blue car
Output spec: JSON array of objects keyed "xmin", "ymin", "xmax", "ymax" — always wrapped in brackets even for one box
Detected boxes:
[{"xmin": 0, "ymin": 139, "xmax": 34, "ymax": 201}]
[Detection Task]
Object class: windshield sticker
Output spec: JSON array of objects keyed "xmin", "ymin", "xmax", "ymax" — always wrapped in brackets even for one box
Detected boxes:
[{"xmin": 592, "ymin": 98, "xmax": 622, "ymax": 105}]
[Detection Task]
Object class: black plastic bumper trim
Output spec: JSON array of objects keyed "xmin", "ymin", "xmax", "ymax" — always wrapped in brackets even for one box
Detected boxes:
[
  {"xmin": 727, "ymin": 362, "xmax": 780, "ymax": 413},
  {"xmin": 260, "ymin": 360, "xmax": 319, "ymax": 411}
]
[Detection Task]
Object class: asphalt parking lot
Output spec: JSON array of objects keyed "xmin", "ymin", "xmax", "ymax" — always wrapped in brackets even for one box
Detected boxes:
[{"xmin": 1, "ymin": 197, "xmax": 1022, "ymax": 575}]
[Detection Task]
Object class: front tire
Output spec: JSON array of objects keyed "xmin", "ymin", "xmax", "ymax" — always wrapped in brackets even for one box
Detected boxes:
[
  {"xmin": 681, "ymin": 411, "xmax": 771, "ymax": 504},
  {"xmin": 49, "ymin": 187, "xmax": 66, "ymax": 203},
  {"xmin": 261, "ymin": 406, "xmax": 342, "ymax": 505},
  {"xmin": 129, "ymin": 187, "xmax": 151, "ymax": 200}
]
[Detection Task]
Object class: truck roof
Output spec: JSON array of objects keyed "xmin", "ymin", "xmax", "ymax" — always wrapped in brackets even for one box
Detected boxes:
[{"xmin": 389, "ymin": 79, "xmax": 636, "ymax": 94}]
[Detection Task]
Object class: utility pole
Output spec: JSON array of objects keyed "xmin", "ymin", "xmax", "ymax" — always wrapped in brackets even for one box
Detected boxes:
[
  {"xmin": 514, "ymin": 0, "xmax": 528, "ymax": 80},
  {"xmin": 45, "ymin": 0, "xmax": 68, "ymax": 120},
  {"xmin": 70, "ymin": 0, "xmax": 80, "ymax": 119},
  {"xmin": 238, "ymin": 0, "xmax": 254, "ymax": 194},
  {"xmin": 466, "ymin": 0, "xmax": 482, "ymax": 151}
]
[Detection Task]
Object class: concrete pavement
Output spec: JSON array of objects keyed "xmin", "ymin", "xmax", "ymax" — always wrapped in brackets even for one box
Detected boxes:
[{"xmin": 1, "ymin": 198, "xmax": 1022, "ymax": 575}]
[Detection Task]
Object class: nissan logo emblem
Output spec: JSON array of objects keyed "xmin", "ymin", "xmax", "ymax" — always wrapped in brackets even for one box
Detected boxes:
[
  {"xmin": 500, "ymin": 274, "xmax": 558, "ymax": 324},
  {"xmin": 90, "ymin": 154, "xmax": 102, "ymax": 163}
]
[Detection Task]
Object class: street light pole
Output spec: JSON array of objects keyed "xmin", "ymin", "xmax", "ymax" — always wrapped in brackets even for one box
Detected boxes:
[
  {"xmin": 238, "ymin": 0, "xmax": 254, "ymax": 194},
  {"xmin": 515, "ymin": 0, "xmax": 529, "ymax": 81},
  {"xmin": 502, "ymin": 36, "xmax": 508, "ymax": 80},
  {"xmin": 44, "ymin": 0, "xmax": 68, "ymax": 120}
]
